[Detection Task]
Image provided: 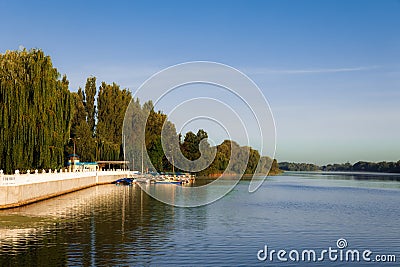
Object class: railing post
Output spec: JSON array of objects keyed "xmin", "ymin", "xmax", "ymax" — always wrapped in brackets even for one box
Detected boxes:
[{"xmin": 15, "ymin": 170, "xmax": 20, "ymax": 185}]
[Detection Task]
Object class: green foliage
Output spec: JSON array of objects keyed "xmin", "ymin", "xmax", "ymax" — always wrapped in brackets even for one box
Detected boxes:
[
  {"xmin": 195, "ymin": 139, "xmax": 280, "ymax": 176},
  {"xmin": 97, "ymin": 82, "xmax": 132, "ymax": 161},
  {"xmin": 322, "ymin": 161, "xmax": 400, "ymax": 173},
  {"xmin": 84, "ymin": 77, "xmax": 96, "ymax": 134},
  {"xmin": 181, "ymin": 131, "xmax": 204, "ymax": 161},
  {"xmin": 280, "ymin": 161, "xmax": 400, "ymax": 173},
  {"xmin": 68, "ymin": 85, "xmax": 96, "ymax": 162},
  {"xmin": 123, "ymin": 98, "xmax": 179, "ymax": 172},
  {"xmin": 145, "ymin": 109, "xmax": 167, "ymax": 171},
  {"xmin": 0, "ymin": 49, "xmax": 74, "ymax": 173},
  {"xmin": 0, "ymin": 48, "xmax": 281, "ymax": 176},
  {"xmin": 279, "ymin": 162, "xmax": 320, "ymax": 171},
  {"xmin": 123, "ymin": 98, "xmax": 146, "ymax": 171},
  {"xmin": 246, "ymin": 147, "xmax": 260, "ymax": 174}
]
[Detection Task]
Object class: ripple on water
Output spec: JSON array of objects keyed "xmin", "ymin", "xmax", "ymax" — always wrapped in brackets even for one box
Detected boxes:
[{"xmin": 0, "ymin": 176, "xmax": 399, "ymax": 266}]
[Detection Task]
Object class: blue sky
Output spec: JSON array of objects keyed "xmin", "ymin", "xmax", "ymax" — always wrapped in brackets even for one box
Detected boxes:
[{"xmin": 1, "ymin": 0, "xmax": 399, "ymax": 164}]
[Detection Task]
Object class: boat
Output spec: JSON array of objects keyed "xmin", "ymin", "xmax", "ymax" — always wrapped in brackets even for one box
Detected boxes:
[{"xmin": 112, "ymin": 178, "xmax": 136, "ymax": 186}]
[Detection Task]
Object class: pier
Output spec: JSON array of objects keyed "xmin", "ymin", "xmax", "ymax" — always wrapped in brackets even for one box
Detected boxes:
[{"xmin": 0, "ymin": 170, "xmax": 128, "ymax": 209}]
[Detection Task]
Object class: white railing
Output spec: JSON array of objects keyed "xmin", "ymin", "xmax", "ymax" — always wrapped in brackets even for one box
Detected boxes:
[{"xmin": 0, "ymin": 169, "xmax": 128, "ymax": 186}]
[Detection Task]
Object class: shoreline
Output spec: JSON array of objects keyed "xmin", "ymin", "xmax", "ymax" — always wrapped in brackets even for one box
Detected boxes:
[{"xmin": 0, "ymin": 172, "xmax": 126, "ymax": 210}]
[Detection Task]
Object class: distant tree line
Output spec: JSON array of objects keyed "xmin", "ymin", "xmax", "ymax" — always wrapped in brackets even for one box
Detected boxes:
[
  {"xmin": 0, "ymin": 49, "xmax": 281, "ymax": 176},
  {"xmin": 279, "ymin": 161, "xmax": 400, "ymax": 173},
  {"xmin": 321, "ymin": 161, "xmax": 400, "ymax": 173},
  {"xmin": 180, "ymin": 137, "xmax": 280, "ymax": 176},
  {"xmin": 278, "ymin": 162, "xmax": 320, "ymax": 171}
]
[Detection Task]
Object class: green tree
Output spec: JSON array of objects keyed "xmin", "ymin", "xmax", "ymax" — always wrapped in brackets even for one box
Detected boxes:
[
  {"xmin": 245, "ymin": 147, "xmax": 260, "ymax": 174},
  {"xmin": 84, "ymin": 77, "xmax": 97, "ymax": 135},
  {"xmin": 0, "ymin": 49, "xmax": 73, "ymax": 173},
  {"xmin": 181, "ymin": 131, "xmax": 200, "ymax": 161},
  {"xmin": 68, "ymin": 86, "xmax": 95, "ymax": 162},
  {"xmin": 97, "ymin": 82, "xmax": 131, "ymax": 161}
]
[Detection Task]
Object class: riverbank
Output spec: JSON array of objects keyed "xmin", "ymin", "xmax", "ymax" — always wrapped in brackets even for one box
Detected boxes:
[{"xmin": 0, "ymin": 171, "xmax": 127, "ymax": 209}]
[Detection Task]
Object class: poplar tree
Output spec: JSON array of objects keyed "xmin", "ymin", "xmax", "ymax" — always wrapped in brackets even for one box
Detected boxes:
[
  {"xmin": 97, "ymin": 82, "xmax": 131, "ymax": 161},
  {"xmin": 84, "ymin": 77, "xmax": 96, "ymax": 135}
]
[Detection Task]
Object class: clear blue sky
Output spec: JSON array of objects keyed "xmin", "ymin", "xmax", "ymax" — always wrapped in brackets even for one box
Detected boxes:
[{"xmin": 1, "ymin": 0, "xmax": 399, "ymax": 164}]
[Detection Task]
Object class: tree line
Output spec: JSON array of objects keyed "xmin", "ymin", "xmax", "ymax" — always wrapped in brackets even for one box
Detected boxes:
[
  {"xmin": 321, "ymin": 161, "xmax": 400, "ymax": 173},
  {"xmin": 0, "ymin": 49, "xmax": 281, "ymax": 176},
  {"xmin": 278, "ymin": 162, "xmax": 320, "ymax": 172},
  {"xmin": 279, "ymin": 161, "xmax": 400, "ymax": 173},
  {"xmin": 123, "ymin": 99, "xmax": 281, "ymax": 175},
  {"xmin": 0, "ymin": 49, "xmax": 134, "ymax": 173}
]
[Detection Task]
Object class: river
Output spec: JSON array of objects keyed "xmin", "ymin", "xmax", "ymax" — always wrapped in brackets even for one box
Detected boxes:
[{"xmin": 0, "ymin": 172, "xmax": 399, "ymax": 266}]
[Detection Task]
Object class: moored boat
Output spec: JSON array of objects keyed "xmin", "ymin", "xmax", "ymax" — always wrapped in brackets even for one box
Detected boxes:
[{"xmin": 113, "ymin": 178, "xmax": 136, "ymax": 185}]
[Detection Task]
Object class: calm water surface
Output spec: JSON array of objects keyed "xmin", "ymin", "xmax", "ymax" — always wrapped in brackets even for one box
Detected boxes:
[{"xmin": 0, "ymin": 172, "xmax": 399, "ymax": 266}]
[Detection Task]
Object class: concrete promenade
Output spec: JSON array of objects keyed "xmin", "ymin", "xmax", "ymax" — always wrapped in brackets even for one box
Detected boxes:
[{"xmin": 0, "ymin": 170, "xmax": 128, "ymax": 209}]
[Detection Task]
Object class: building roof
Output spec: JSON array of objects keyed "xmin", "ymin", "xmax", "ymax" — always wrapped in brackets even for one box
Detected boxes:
[{"xmin": 66, "ymin": 162, "xmax": 97, "ymax": 166}]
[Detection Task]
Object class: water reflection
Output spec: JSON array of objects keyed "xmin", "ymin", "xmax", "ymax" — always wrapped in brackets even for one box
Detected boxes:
[
  {"xmin": 0, "ymin": 184, "xmax": 199, "ymax": 266},
  {"xmin": 285, "ymin": 170, "xmax": 400, "ymax": 181},
  {"xmin": 0, "ymin": 174, "xmax": 399, "ymax": 266},
  {"xmin": 140, "ymin": 176, "xmax": 243, "ymax": 207}
]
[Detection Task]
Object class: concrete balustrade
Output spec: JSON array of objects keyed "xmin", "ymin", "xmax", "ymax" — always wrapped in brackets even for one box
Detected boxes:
[{"xmin": 0, "ymin": 170, "xmax": 128, "ymax": 209}]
